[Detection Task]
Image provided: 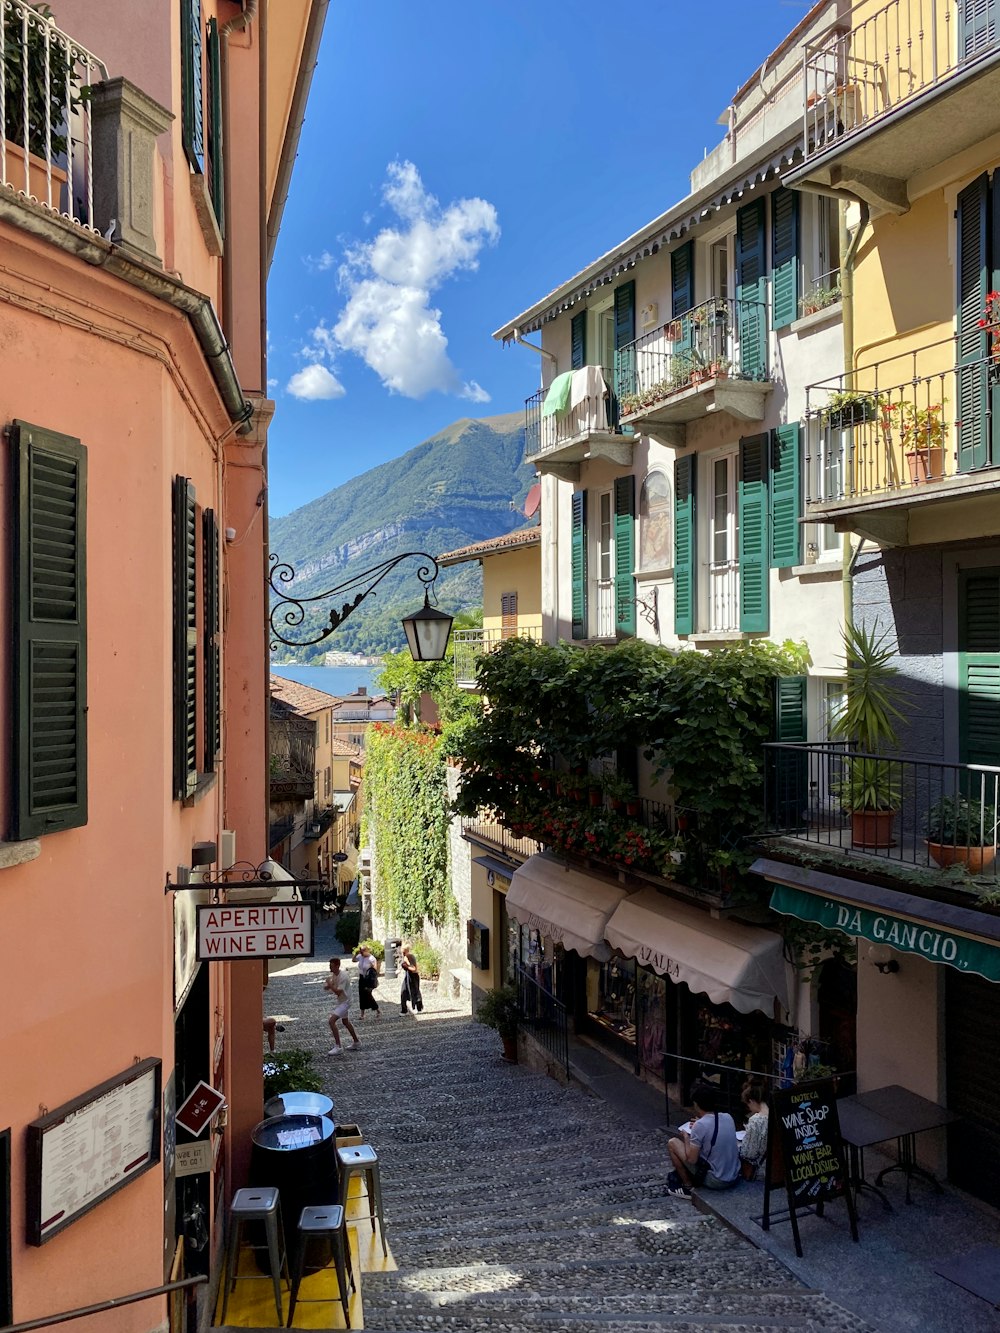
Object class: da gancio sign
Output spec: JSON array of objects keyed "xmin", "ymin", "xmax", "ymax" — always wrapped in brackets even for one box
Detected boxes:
[
  {"xmin": 769, "ymin": 884, "xmax": 1000, "ymax": 982},
  {"xmin": 196, "ymin": 903, "xmax": 314, "ymax": 961}
]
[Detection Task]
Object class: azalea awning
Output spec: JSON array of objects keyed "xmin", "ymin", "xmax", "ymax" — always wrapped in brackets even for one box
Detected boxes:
[
  {"xmin": 505, "ymin": 854, "xmax": 630, "ymax": 962},
  {"xmin": 603, "ymin": 887, "xmax": 789, "ymax": 1016}
]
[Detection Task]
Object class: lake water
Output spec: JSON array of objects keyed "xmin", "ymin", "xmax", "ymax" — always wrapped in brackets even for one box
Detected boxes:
[{"xmin": 269, "ymin": 662, "xmax": 383, "ymax": 698}]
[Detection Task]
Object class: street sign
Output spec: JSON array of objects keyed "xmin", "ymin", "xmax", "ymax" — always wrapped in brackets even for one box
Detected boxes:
[
  {"xmin": 196, "ymin": 902, "xmax": 314, "ymax": 961},
  {"xmin": 332, "ymin": 851, "xmax": 349, "ymax": 862},
  {"xmin": 175, "ymin": 1081, "xmax": 225, "ymax": 1137}
]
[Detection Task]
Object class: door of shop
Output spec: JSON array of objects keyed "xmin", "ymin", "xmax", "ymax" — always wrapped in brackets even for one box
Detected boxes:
[
  {"xmin": 945, "ymin": 969, "xmax": 1000, "ymax": 1206},
  {"xmin": 1, "ymin": 1128, "xmax": 11, "ymax": 1325}
]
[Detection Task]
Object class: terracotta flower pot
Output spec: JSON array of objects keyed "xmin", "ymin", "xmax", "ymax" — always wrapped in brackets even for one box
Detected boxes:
[
  {"xmin": 926, "ymin": 841, "xmax": 997, "ymax": 873},
  {"xmin": 3, "ymin": 141, "xmax": 68, "ymax": 207},
  {"xmin": 588, "ymin": 789, "xmax": 603, "ymax": 808},
  {"xmin": 905, "ymin": 446, "xmax": 944, "ymax": 485},
  {"xmin": 851, "ymin": 808, "xmax": 896, "ymax": 849},
  {"xmin": 501, "ymin": 1034, "xmax": 518, "ymax": 1063},
  {"xmin": 625, "ymin": 800, "xmax": 641, "ymax": 818}
]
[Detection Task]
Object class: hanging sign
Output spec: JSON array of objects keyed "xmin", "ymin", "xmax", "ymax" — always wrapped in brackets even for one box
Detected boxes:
[
  {"xmin": 175, "ymin": 1140, "xmax": 214, "ymax": 1177},
  {"xmin": 762, "ymin": 1079, "xmax": 858, "ymax": 1257},
  {"xmin": 196, "ymin": 902, "xmax": 314, "ymax": 960},
  {"xmin": 175, "ymin": 1081, "xmax": 226, "ymax": 1137}
]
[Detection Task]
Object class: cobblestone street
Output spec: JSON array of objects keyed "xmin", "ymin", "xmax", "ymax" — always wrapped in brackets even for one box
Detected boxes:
[{"xmin": 261, "ymin": 931, "xmax": 876, "ymax": 1333}]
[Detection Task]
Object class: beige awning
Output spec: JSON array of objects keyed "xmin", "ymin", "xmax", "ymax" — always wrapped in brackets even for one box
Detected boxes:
[
  {"xmin": 506, "ymin": 854, "xmax": 630, "ymax": 962},
  {"xmin": 604, "ymin": 887, "xmax": 789, "ymax": 1016}
]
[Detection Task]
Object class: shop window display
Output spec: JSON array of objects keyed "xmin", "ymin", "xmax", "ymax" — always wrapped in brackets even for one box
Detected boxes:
[
  {"xmin": 637, "ymin": 970, "xmax": 667, "ymax": 1075},
  {"xmin": 589, "ymin": 957, "xmax": 637, "ymax": 1047}
]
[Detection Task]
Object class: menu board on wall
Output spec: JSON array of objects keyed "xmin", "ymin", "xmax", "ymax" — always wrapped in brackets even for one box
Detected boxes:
[{"xmin": 27, "ymin": 1058, "xmax": 162, "ymax": 1246}]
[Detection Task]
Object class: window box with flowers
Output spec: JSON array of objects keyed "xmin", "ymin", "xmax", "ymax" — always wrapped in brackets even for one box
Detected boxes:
[
  {"xmin": 978, "ymin": 291, "xmax": 1000, "ymax": 360},
  {"xmin": 884, "ymin": 399, "xmax": 947, "ymax": 484}
]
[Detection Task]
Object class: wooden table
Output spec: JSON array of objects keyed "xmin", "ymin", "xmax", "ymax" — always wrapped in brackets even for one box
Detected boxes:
[{"xmin": 837, "ymin": 1084, "xmax": 958, "ymax": 1206}]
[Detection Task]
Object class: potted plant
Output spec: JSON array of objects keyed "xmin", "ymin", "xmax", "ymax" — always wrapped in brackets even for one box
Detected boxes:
[
  {"xmin": 601, "ymin": 770, "xmax": 634, "ymax": 813},
  {"xmin": 925, "ymin": 794, "xmax": 998, "ymax": 872},
  {"xmin": 890, "ymin": 400, "xmax": 947, "ymax": 484},
  {"xmin": 263, "ymin": 1047, "xmax": 324, "ymax": 1101},
  {"xmin": 475, "ymin": 984, "xmax": 519, "ymax": 1062},
  {"xmin": 2, "ymin": 3, "xmax": 82, "ymax": 200},
  {"xmin": 799, "ymin": 284, "xmax": 841, "ymax": 317},
  {"xmin": 822, "ymin": 389, "xmax": 881, "ymax": 429},
  {"xmin": 978, "ymin": 291, "xmax": 1000, "ymax": 359},
  {"xmin": 831, "ymin": 623, "xmax": 907, "ymax": 849}
]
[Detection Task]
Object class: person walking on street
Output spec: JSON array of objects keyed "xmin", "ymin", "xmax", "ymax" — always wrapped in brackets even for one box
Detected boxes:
[
  {"xmin": 324, "ymin": 957, "xmax": 360, "ymax": 1055},
  {"xmin": 355, "ymin": 943, "xmax": 381, "ymax": 1020},
  {"xmin": 399, "ymin": 942, "xmax": 423, "ymax": 1015}
]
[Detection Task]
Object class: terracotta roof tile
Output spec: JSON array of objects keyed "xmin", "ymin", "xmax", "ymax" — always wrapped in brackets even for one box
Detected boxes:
[
  {"xmin": 270, "ymin": 674, "xmax": 344, "ymax": 716},
  {"xmin": 438, "ymin": 526, "xmax": 540, "ymax": 567}
]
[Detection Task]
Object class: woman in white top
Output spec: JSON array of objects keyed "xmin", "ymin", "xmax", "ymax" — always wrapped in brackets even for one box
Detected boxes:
[{"xmin": 355, "ymin": 944, "xmax": 381, "ymax": 1019}]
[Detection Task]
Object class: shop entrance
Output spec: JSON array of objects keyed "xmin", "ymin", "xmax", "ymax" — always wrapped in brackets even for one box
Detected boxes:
[
  {"xmin": 946, "ymin": 968, "xmax": 1000, "ymax": 1206},
  {"xmin": 174, "ymin": 963, "xmax": 211, "ymax": 1279},
  {"xmin": 1, "ymin": 1128, "xmax": 11, "ymax": 1326},
  {"xmin": 818, "ymin": 957, "xmax": 857, "ymax": 1096}
]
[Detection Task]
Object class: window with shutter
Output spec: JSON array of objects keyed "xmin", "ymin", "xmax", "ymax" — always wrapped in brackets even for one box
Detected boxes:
[
  {"xmin": 771, "ymin": 189, "xmax": 799, "ymax": 330},
  {"xmin": 614, "ymin": 475, "xmax": 636, "ymax": 637},
  {"xmin": 956, "ymin": 174, "xmax": 990, "ymax": 471},
  {"xmin": 613, "ymin": 280, "xmax": 636, "ymax": 402},
  {"xmin": 738, "ymin": 434, "xmax": 770, "ymax": 633},
  {"xmin": 181, "ymin": 0, "xmax": 204, "ymax": 173},
  {"xmin": 674, "ymin": 455, "xmax": 697, "ymax": 636},
  {"xmin": 11, "ymin": 422, "xmax": 88, "ymax": 839},
  {"xmin": 736, "ymin": 199, "xmax": 767, "ymax": 380},
  {"xmin": 571, "ymin": 490, "xmax": 588, "ymax": 640},
  {"xmin": 960, "ymin": 0, "xmax": 998, "ymax": 59},
  {"xmin": 501, "ymin": 592, "xmax": 518, "ymax": 639},
  {"xmin": 769, "ymin": 675, "xmax": 808, "ymax": 830},
  {"xmin": 671, "ymin": 242, "xmax": 695, "ymax": 355},
  {"xmin": 173, "ymin": 476, "xmax": 198, "ymax": 799},
  {"xmin": 958, "ymin": 568, "xmax": 1000, "ymax": 766},
  {"xmin": 770, "ymin": 424, "xmax": 801, "ymax": 568},
  {"xmin": 206, "ymin": 16, "xmax": 224, "ymax": 235},
  {"xmin": 571, "ymin": 312, "xmax": 586, "ymax": 370},
  {"xmin": 203, "ymin": 508, "xmax": 220, "ymax": 772}
]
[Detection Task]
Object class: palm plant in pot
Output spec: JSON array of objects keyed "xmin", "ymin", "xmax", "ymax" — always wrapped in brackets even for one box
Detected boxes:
[
  {"xmin": 924, "ymin": 794, "xmax": 998, "ymax": 873},
  {"xmin": 832, "ymin": 623, "xmax": 906, "ymax": 849},
  {"xmin": 475, "ymin": 984, "xmax": 519, "ymax": 1062}
]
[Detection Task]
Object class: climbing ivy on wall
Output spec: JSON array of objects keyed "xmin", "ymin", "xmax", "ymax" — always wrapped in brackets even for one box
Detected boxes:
[{"xmin": 365, "ymin": 723, "xmax": 452, "ymax": 933}]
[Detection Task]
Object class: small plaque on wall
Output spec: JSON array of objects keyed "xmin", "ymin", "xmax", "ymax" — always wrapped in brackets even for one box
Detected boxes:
[
  {"xmin": 467, "ymin": 919, "xmax": 490, "ymax": 970},
  {"xmin": 27, "ymin": 1058, "xmax": 162, "ymax": 1246}
]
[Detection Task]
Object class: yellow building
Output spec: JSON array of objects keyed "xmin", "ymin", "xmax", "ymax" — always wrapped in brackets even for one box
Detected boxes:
[{"xmin": 757, "ymin": 0, "xmax": 1000, "ymax": 1209}]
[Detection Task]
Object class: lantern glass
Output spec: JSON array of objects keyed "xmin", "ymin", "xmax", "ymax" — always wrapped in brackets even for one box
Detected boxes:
[{"xmin": 401, "ymin": 595, "xmax": 453, "ymax": 661}]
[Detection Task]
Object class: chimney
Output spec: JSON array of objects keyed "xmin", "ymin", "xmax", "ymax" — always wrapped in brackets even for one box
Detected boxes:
[{"xmin": 357, "ymin": 686, "xmax": 367, "ymax": 695}]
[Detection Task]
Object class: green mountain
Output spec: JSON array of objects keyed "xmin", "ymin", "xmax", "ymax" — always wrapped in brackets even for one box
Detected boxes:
[{"xmin": 269, "ymin": 411, "xmax": 533, "ymax": 660}]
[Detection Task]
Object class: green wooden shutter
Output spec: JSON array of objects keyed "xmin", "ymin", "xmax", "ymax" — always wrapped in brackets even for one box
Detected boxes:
[
  {"xmin": 674, "ymin": 455, "xmax": 696, "ymax": 636},
  {"xmin": 181, "ymin": 0, "xmax": 205, "ymax": 173},
  {"xmin": 770, "ymin": 423, "xmax": 801, "ymax": 568},
  {"xmin": 613, "ymin": 280, "xmax": 636, "ymax": 400},
  {"xmin": 12, "ymin": 422, "xmax": 88, "ymax": 839},
  {"xmin": 571, "ymin": 489, "xmax": 588, "ymax": 640},
  {"xmin": 771, "ymin": 188, "xmax": 799, "ymax": 330},
  {"xmin": 671, "ymin": 241, "xmax": 695, "ymax": 356},
  {"xmin": 739, "ymin": 434, "xmax": 770, "ymax": 632},
  {"xmin": 614, "ymin": 475, "xmax": 636, "ymax": 637},
  {"xmin": 771, "ymin": 675, "xmax": 808, "ymax": 830},
  {"xmin": 737, "ymin": 198, "xmax": 767, "ymax": 379},
  {"xmin": 173, "ymin": 476, "xmax": 198, "ymax": 798},
  {"xmin": 960, "ymin": 0, "xmax": 998, "ymax": 58},
  {"xmin": 207, "ymin": 16, "xmax": 224, "ymax": 234},
  {"xmin": 958, "ymin": 568, "xmax": 1000, "ymax": 766},
  {"xmin": 203, "ymin": 508, "xmax": 220, "ymax": 772},
  {"xmin": 957, "ymin": 174, "xmax": 990, "ymax": 472},
  {"xmin": 571, "ymin": 312, "xmax": 587, "ymax": 370}
]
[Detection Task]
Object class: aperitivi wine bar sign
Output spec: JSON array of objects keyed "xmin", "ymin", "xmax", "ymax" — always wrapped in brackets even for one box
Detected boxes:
[{"xmin": 195, "ymin": 903, "xmax": 314, "ymax": 960}]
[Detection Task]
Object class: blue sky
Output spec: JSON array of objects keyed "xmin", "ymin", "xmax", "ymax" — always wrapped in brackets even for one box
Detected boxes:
[{"xmin": 266, "ymin": 0, "xmax": 810, "ymax": 517}]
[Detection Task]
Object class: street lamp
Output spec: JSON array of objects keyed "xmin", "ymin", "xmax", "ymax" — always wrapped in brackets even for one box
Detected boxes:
[{"xmin": 268, "ymin": 551, "xmax": 454, "ymax": 662}]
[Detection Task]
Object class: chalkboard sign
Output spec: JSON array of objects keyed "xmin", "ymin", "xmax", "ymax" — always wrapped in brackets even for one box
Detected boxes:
[{"xmin": 762, "ymin": 1079, "xmax": 857, "ymax": 1257}]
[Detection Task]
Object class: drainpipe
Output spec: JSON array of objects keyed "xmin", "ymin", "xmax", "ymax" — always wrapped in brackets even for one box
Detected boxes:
[
  {"xmin": 839, "ymin": 198, "xmax": 870, "ymax": 629},
  {"xmin": 513, "ymin": 328, "xmax": 557, "ymax": 362}
]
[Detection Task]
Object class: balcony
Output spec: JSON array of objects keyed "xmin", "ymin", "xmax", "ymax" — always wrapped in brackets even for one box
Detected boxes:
[
  {"xmin": 617, "ymin": 298, "xmax": 771, "ymax": 437},
  {"xmin": 461, "ymin": 812, "xmax": 541, "ymax": 863},
  {"xmin": 803, "ymin": 336, "xmax": 1000, "ymax": 545},
  {"xmin": 454, "ymin": 625, "xmax": 543, "ymax": 688},
  {"xmin": 792, "ymin": 0, "xmax": 1000, "ymax": 211},
  {"xmin": 763, "ymin": 742, "xmax": 1000, "ymax": 884},
  {"xmin": 524, "ymin": 364, "xmax": 632, "ymax": 475},
  {"xmin": 1, "ymin": 1, "xmax": 106, "ymax": 229}
]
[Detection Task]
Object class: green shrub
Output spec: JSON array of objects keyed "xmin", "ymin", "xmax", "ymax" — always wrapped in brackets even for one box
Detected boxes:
[
  {"xmin": 356, "ymin": 937, "xmax": 385, "ymax": 961},
  {"xmin": 334, "ymin": 910, "xmax": 361, "ymax": 953},
  {"xmin": 412, "ymin": 940, "xmax": 441, "ymax": 977},
  {"xmin": 263, "ymin": 1047, "xmax": 323, "ymax": 1100}
]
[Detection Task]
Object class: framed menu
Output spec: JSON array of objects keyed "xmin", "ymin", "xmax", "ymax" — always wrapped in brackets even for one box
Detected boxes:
[{"xmin": 26, "ymin": 1058, "xmax": 162, "ymax": 1246}]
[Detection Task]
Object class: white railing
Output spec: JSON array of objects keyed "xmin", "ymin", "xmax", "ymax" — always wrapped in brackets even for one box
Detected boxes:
[
  {"xmin": 595, "ymin": 579, "xmax": 615, "ymax": 638},
  {"xmin": 0, "ymin": 0, "xmax": 107, "ymax": 229},
  {"xmin": 525, "ymin": 366, "xmax": 616, "ymax": 459},
  {"xmin": 453, "ymin": 625, "xmax": 543, "ymax": 687},
  {"xmin": 709, "ymin": 561, "xmax": 740, "ymax": 633},
  {"xmin": 803, "ymin": 0, "xmax": 996, "ymax": 160}
]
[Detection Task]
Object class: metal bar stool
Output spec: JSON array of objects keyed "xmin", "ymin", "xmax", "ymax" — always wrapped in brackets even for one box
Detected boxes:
[
  {"xmin": 337, "ymin": 1144, "xmax": 387, "ymax": 1256},
  {"xmin": 286, "ymin": 1203, "xmax": 355, "ymax": 1328},
  {"xmin": 219, "ymin": 1185, "xmax": 289, "ymax": 1325}
]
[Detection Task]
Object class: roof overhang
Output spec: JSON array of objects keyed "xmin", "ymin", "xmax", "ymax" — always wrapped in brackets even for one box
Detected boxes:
[{"xmin": 506, "ymin": 854, "xmax": 630, "ymax": 962}]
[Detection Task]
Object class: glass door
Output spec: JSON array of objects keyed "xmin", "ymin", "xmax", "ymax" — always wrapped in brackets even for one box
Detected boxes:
[
  {"xmin": 709, "ymin": 454, "xmax": 739, "ymax": 632},
  {"xmin": 596, "ymin": 490, "xmax": 615, "ymax": 637}
]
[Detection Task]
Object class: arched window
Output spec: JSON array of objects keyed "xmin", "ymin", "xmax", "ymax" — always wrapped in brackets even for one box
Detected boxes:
[{"xmin": 639, "ymin": 469, "xmax": 672, "ymax": 570}]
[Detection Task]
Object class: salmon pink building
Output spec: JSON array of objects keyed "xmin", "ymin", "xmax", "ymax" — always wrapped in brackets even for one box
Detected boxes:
[{"xmin": 0, "ymin": 2, "xmax": 328, "ymax": 1328}]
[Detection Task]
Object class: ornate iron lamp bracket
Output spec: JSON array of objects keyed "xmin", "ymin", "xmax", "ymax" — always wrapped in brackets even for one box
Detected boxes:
[
  {"xmin": 164, "ymin": 861, "xmax": 324, "ymax": 900},
  {"xmin": 268, "ymin": 551, "xmax": 442, "ymax": 649}
]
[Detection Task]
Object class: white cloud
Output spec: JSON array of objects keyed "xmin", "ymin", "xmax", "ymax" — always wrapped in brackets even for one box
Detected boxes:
[
  {"xmin": 304, "ymin": 251, "xmax": 337, "ymax": 271},
  {"xmin": 286, "ymin": 364, "xmax": 345, "ymax": 401},
  {"xmin": 328, "ymin": 161, "xmax": 499, "ymax": 400},
  {"xmin": 267, "ymin": 377, "xmax": 278, "ymax": 389}
]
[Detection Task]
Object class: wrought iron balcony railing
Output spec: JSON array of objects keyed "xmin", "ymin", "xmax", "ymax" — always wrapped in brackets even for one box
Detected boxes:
[
  {"xmin": 763, "ymin": 742, "xmax": 1000, "ymax": 879},
  {"xmin": 454, "ymin": 625, "xmax": 543, "ymax": 687},
  {"xmin": 804, "ymin": 336, "xmax": 998, "ymax": 509},
  {"xmin": 461, "ymin": 812, "xmax": 541, "ymax": 862},
  {"xmin": 802, "ymin": 0, "xmax": 999, "ymax": 165},
  {"xmin": 0, "ymin": 0, "xmax": 107, "ymax": 229},
  {"xmin": 524, "ymin": 364, "xmax": 619, "ymax": 461},
  {"xmin": 616, "ymin": 296, "xmax": 769, "ymax": 420}
]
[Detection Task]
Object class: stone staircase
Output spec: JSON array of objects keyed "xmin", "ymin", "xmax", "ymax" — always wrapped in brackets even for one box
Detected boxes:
[{"xmin": 258, "ymin": 951, "xmax": 878, "ymax": 1333}]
